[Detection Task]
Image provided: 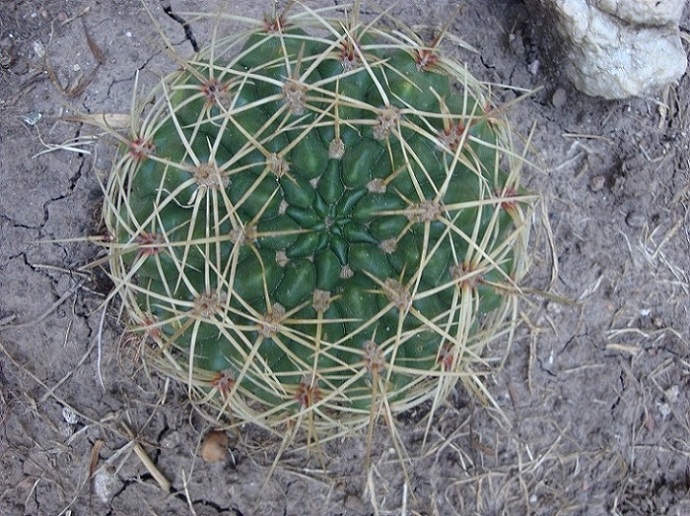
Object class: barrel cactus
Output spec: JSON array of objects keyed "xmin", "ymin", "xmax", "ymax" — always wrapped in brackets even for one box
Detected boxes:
[{"xmin": 99, "ymin": 3, "xmax": 534, "ymax": 438}]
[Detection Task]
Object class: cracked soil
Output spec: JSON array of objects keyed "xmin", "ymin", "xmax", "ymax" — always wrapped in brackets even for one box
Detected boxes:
[{"xmin": 1, "ymin": 1, "xmax": 689, "ymax": 515}]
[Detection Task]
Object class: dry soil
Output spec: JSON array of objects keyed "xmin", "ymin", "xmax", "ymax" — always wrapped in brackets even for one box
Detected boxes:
[{"xmin": 1, "ymin": 1, "xmax": 689, "ymax": 515}]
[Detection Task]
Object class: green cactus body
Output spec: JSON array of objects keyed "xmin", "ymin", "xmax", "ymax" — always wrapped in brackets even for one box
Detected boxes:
[{"xmin": 103, "ymin": 5, "xmax": 534, "ymax": 433}]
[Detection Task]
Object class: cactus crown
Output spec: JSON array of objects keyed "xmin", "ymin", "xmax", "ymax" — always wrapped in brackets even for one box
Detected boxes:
[{"xmin": 100, "ymin": 3, "xmax": 534, "ymax": 438}]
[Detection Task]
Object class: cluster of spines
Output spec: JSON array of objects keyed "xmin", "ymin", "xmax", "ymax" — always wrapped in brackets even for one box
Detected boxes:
[{"xmin": 98, "ymin": 4, "xmax": 534, "ymax": 438}]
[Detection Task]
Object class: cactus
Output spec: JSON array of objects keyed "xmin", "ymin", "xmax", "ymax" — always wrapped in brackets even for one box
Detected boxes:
[{"xmin": 100, "ymin": 3, "xmax": 534, "ymax": 438}]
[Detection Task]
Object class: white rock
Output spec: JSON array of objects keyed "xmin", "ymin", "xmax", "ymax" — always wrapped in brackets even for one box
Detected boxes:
[
  {"xmin": 526, "ymin": 0, "xmax": 688, "ymax": 99},
  {"xmin": 596, "ymin": 0, "xmax": 685, "ymax": 25},
  {"xmin": 62, "ymin": 406, "xmax": 79, "ymax": 425},
  {"xmin": 93, "ymin": 467, "xmax": 123, "ymax": 504}
]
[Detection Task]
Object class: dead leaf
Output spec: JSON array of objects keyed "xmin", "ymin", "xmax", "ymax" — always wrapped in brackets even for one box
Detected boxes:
[{"xmin": 201, "ymin": 430, "xmax": 228, "ymax": 463}]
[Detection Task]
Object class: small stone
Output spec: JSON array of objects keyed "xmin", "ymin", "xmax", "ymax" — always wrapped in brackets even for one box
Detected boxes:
[
  {"xmin": 551, "ymin": 88, "xmax": 567, "ymax": 108},
  {"xmin": 160, "ymin": 430, "xmax": 180, "ymax": 449},
  {"xmin": 657, "ymin": 401, "xmax": 671, "ymax": 419},
  {"xmin": 344, "ymin": 494, "xmax": 367, "ymax": 513},
  {"xmin": 32, "ymin": 40, "xmax": 45, "ymax": 58},
  {"xmin": 62, "ymin": 406, "xmax": 79, "ymax": 425},
  {"xmin": 201, "ymin": 430, "xmax": 228, "ymax": 463},
  {"xmin": 665, "ymin": 385, "xmax": 679, "ymax": 403},
  {"xmin": 20, "ymin": 111, "xmax": 42, "ymax": 126},
  {"xmin": 507, "ymin": 32, "xmax": 525, "ymax": 55},
  {"xmin": 625, "ymin": 211, "xmax": 646, "ymax": 228},
  {"xmin": 94, "ymin": 466, "xmax": 123, "ymax": 504},
  {"xmin": 588, "ymin": 175, "xmax": 606, "ymax": 192},
  {"xmin": 545, "ymin": 301, "xmax": 562, "ymax": 316}
]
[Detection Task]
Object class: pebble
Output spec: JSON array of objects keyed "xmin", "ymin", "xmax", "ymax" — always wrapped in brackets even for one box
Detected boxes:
[
  {"xmin": 32, "ymin": 40, "xmax": 45, "ymax": 58},
  {"xmin": 160, "ymin": 430, "xmax": 180, "ymax": 449},
  {"xmin": 665, "ymin": 385, "xmax": 679, "ymax": 403},
  {"xmin": 508, "ymin": 32, "xmax": 525, "ymax": 55},
  {"xmin": 93, "ymin": 466, "xmax": 123, "ymax": 504},
  {"xmin": 344, "ymin": 494, "xmax": 367, "ymax": 513},
  {"xmin": 545, "ymin": 301, "xmax": 562, "ymax": 316},
  {"xmin": 528, "ymin": 59, "xmax": 540, "ymax": 75},
  {"xmin": 62, "ymin": 406, "xmax": 79, "ymax": 425},
  {"xmin": 589, "ymin": 175, "xmax": 606, "ymax": 192},
  {"xmin": 625, "ymin": 211, "xmax": 646, "ymax": 228},
  {"xmin": 551, "ymin": 88, "xmax": 567, "ymax": 108}
]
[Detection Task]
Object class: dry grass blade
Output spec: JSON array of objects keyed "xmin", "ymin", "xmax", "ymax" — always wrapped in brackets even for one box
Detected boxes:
[
  {"xmin": 121, "ymin": 423, "xmax": 172, "ymax": 493},
  {"xmin": 88, "ymin": 440, "xmax": 104, "ymax": 507}
]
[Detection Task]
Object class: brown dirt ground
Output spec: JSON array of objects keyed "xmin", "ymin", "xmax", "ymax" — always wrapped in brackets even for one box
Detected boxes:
[{"xmin": 1, "ymin": 1, "xmax": 689, "ymax": 515}]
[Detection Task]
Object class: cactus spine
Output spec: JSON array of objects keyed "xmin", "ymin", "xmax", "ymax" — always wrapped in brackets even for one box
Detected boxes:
[{"xmin": 100, "ymin": 3, "xmax": 534, "ymax": 438}]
